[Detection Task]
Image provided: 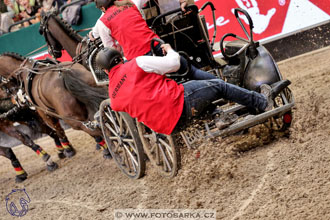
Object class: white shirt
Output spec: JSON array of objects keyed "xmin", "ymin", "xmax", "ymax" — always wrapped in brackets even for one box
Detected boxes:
[{"xmin": 136, "ymin": 48, "xmax": 180, "ymax": 75}]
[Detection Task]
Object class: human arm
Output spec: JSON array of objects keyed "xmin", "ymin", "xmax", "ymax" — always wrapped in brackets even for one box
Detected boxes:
[
  {"xmin": 136, "ymin": 44, "xmax": 180, "ymax": 75},
  {"xmin": 95, "ymin": 20, "xmax": 114, "ymax": 46}
]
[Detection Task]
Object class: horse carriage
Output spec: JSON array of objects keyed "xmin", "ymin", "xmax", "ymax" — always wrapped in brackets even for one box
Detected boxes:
[
  {"xmin": 94, "ymin": 3, "xmax": 295, "ymax": 179},
  {"xmin": 0, "ymin": 1, "xmax": 294, "ymax": 181}
]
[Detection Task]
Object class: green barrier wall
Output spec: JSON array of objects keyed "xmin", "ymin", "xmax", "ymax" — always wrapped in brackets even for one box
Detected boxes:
[{"xmin": 0, "ymin": 3, "xmax": 101, "ymax": 56}]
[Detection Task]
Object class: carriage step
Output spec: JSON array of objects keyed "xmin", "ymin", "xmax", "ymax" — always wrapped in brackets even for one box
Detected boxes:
[{"xmin": 209, "ymin": 102, "xmax": 294, "ymax": 137}]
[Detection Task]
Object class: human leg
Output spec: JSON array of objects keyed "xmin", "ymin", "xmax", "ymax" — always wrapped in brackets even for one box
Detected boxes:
[
  {"xmin": 181, "ymin": 79, "xmax": 268, "ymax": 120},
  {"xmin": 178, "ymin": 56, "xmax": 217, "ymax": 80}
]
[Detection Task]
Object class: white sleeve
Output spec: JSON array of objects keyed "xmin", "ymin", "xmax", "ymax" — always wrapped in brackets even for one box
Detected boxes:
[
  {"xmin": 97, "ymin": 20, "xmax": 117, "ymax": 48},
  {"xmin": 136, "ymin": 49, "xmax": 180, "ymax": 75},
  {"xmin": 91, "ymin": 14, "xmax": 104, "ymax": 38}
]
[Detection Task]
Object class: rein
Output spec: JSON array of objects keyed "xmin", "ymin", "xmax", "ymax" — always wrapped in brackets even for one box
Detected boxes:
[
  {"xmin": 24, "ymin": 44, "xmax": 48, "ymax": 57},
  {"xmin": 9, "ymin": 59, "xmax": 74, "ymax": 78}
]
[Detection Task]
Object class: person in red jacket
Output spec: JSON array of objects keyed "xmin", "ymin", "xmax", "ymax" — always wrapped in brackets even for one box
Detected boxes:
[
  {"xmin": 96, "ymin": 45, "xmax": 290, "ymax": 135},
  {"xmin": 93, "ymin": 0, "xmax": 216, "ymax": 80}
]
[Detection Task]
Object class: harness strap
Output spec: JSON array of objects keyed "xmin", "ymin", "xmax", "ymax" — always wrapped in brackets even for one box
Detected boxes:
[
  {"xmin": 36, "ymin": 74, "xmax": 55, "ymax": 111},
  {"xmin": 26, "ymin": 72, "xmax": 38, "ymax": 106}
]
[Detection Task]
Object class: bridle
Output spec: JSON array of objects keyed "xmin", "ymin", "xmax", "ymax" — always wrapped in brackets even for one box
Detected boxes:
[{"xmin": 39, "ymin": 12, "xmax": 64, "ymax": 59}]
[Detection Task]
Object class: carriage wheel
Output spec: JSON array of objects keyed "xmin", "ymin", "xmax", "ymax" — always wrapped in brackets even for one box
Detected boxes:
[
  {"xmin": 136, "ymin": 121, "xmax": 181, "ymax": 178},
  {"xmin": 268, "ymin": 88, "xmax": 293, "ymax": 133},
  {"xmin": 99, "ymin": 99, "xmax": 145, "ymax": 179}
]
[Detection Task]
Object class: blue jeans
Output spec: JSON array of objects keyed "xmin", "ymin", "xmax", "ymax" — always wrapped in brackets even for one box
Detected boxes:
[
  {"xmin": 146, "ymin": 45, "xmax": 217, "ymax": 80},
  {"xmin": 175, "ymin": 79, "xmax": 267, "ymax": 129}
]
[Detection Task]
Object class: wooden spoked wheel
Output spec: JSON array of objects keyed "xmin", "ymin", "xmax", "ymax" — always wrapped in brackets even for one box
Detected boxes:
[
  {"xmin": 99, "ymin": 99, "xmax": 145, "ymax": 179},
  {"xmin": 136, "ymin": 121, "xmax": 181, "ymax": 178}
]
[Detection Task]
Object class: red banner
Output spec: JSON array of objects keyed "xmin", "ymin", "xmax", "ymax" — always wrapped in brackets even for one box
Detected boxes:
[{"xmin": 195, "ymin": 0, "xmax": 330, "ymax": 47}]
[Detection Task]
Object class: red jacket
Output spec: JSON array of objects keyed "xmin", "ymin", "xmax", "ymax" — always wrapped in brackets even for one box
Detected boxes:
[
  {"xmin": 100, "ymin": 3, "xmax": 159, "ymax": 60},
  {"xmin": 109, "ymin": 59, "xmax": 184, "ymax": 135}
]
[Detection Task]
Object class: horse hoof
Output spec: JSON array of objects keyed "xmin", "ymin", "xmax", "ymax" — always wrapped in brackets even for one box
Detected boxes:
[
  {"xmin": 64, "ymin": 147, "xmax": 76, "ymax": 158},
  {"xmin": 15, "ymin": 173, "xmax": 28, "ymax": 183},
  {"xmin": 95, "ymin": 143, "xmax": 101, "ymax": 151},
  {"xmin": 47, "ymin": 162, "xmax": 58, "ymax": 172},
  {"xmin": 58, "ymin": 152, "xmax": 66, "ymax": 159},
  {"xmin": 102, "ymin": 149, "xmax": 112, "ymax": 159}
]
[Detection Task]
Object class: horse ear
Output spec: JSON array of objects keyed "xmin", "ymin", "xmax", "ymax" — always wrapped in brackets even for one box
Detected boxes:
[{"xmin": 50, "ymin": 3, "xmax": 59, "ymax": 15}]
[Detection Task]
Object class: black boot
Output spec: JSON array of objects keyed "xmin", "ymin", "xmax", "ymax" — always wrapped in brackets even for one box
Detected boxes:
[
  {"xmin": 261, "ymin": 79, "xmax": 291, "ymax": 111},
  {"xmin": 270, "ymin": 79, "xmax": 291, "ymax": 99}
]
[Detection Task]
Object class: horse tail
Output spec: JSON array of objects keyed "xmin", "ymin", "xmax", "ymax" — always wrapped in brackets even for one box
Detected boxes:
[{"xmin": 62, "ymin": 70, "xmax": 108, "ymax": 119}]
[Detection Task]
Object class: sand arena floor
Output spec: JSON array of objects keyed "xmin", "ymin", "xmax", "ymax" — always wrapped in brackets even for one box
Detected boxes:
[{"xmin": 0, "ymin": 47, "xmax": 330, "ymax": 220}]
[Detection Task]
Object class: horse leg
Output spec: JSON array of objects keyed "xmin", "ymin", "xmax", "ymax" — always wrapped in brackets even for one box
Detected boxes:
[
  {"xmin": 1, "ymin": 124, "xmax": 58, "ymax": 172},
  {"xmin": 94, "ymin": 135, "xmax": 112, "ymax": 159},
  {"xmin": 78, "ymin": 126, "xmax": 111, "ymax": 159},
  {"xmin": 64, "ymin": 120, "xmax": 111, "ymax": 159},
  {"xmin": 36, "ymin": 111, "xmax": 76, "ymax": 158},
  {"xmin": 38, "ymin": 122, "xmax": 66, "ymax": 159},
  {"xmin": 0, "ymin": 147, "xmax": 28, "ymax": 183}
]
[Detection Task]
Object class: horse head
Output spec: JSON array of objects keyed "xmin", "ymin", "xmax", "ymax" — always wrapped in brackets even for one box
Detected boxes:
[
  {"xmin": 39, "ymin": 9, "xmax": 83, "ymax": 59},
  {"xmin": 39, "ymin": 10, "xmax": 64, "ymax": 58}
]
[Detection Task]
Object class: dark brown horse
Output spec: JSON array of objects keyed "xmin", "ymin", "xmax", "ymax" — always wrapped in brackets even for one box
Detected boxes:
[{"xmin": 0, "ymin": 53, "xmax": 110, "ymax": 157}]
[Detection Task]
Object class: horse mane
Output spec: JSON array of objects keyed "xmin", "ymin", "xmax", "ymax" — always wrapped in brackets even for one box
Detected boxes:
[
  {"xmin": 0, "ymin": 52, "xmax": 26, "ymax": 61},
  {"xmin": 50, "ymin": 12, "xmax": 83, "ymax": 42}
]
